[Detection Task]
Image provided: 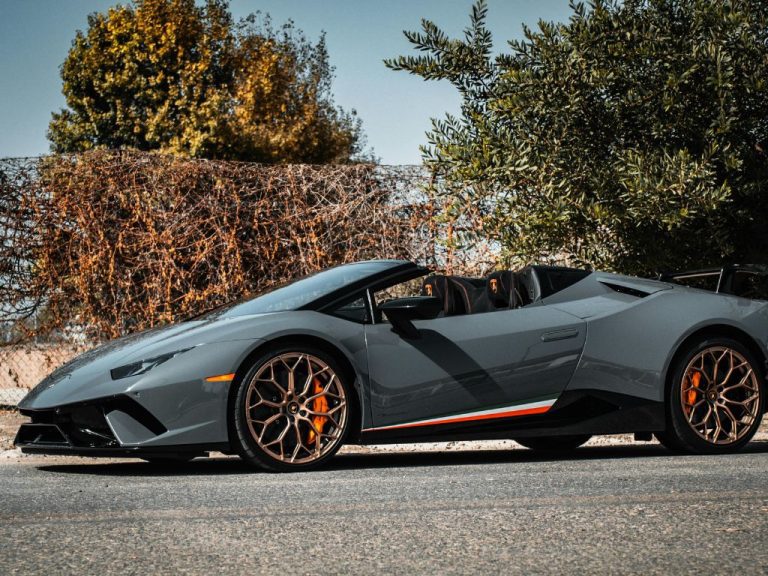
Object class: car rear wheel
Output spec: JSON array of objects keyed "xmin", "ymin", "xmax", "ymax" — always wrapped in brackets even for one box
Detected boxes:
[
  {"xmin": 232, "ymin": 346, "xmax": 351, "ymax": 472},
  {"xmin": 514, "ymin": 434, "xmax": 591, "ymax": 452},
  {"xmin": 663, "ymin": 338, "xmax": 764, "ymax": 454}
]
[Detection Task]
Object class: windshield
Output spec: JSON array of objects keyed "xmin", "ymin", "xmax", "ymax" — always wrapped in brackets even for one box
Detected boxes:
[{"xmin": 201, "ymin": 261, "xmax": 404, "ymax": 319}]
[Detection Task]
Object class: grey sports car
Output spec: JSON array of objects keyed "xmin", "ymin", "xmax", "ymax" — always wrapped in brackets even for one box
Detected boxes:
[{"xmin": 15, "ymin": 259, "xmax": 767, "ymax": 471}]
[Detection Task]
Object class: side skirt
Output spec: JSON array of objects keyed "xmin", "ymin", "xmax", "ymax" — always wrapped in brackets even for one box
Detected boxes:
[{"xmin": 359, "ymin": 390, "xmax": 665, "ymax": 445}]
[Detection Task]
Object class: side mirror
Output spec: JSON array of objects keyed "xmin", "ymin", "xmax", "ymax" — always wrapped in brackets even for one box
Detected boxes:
[{"xmin": 379, "ymin": 296, "xmax": 442, "ymax": 338}]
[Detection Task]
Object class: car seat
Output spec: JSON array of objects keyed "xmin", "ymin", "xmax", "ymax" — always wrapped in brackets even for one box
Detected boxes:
[
  {"xmin": 448, "ymin": 276, "xmax": 492, "ymax": 313},
  {"xmin": 486, "ymin": 270, "xmax": 517, "ymax": 308},
  {"xmin": 421, "ymin": 275, "xmax": 460, "ymax": 316},
  {"xmin": 422, "ymin": 275, "xmax": 491, "ymax": 315}
]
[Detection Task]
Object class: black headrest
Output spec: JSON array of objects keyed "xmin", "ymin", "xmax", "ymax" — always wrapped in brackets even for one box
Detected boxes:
[
  {"xmin": 515, "ymin": 267, "xmax": 539, "ymax": 305},
  {"xmin": 486, "ymin": 270, "xmax": 515, "ymax": 308},
  {"xmin": 422, "ymin": 275, "xmax": 447, "ymax": 300},
  {"xmin": 448, "ymin": 276, "xmax": 490, "ymax": 314},
  {"xmin": 422, "ymin": 275, "xmax": 489, "ymax": 316},
  {"xmin": 422, "ymin": 275, "xmax": 455, "ymax": 315}
]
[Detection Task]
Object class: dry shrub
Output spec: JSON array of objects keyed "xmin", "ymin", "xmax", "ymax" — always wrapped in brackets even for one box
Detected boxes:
[
  {"xmin": 0, "ymin": 158, "xmax": 40, "ymax": 324},
  {"xmin": 0, "ymin": 150, "xmax": 499, "ymax": 343},
  {"xmin": 1, "ymin": 151, "xmax": 436, "ymax": 339}
]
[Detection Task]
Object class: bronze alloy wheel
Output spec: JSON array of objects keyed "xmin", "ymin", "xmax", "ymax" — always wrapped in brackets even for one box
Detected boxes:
[
  {"xmin": 680, "ymin": 345, "xmax": 761, "ymax": 445},
  {"xmin": 243, "ymin": 352, "xmax": 348, "ymax": 465}
]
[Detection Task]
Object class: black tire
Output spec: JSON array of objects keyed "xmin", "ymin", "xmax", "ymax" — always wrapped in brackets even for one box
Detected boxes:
[
  {"xmin": 514, "ymin": 434, "xmax": 591, "ymax": 452},
  {"xmin": 232, "ymin": 345, "xmax": 352, "ymax": 472},
  {"xmin": 653, "ymin": 431, "xmax": 686, "ymax": 452},
  {"xmin": 663, "ymin": 337, "xmax": 764, "ymax": 454}
]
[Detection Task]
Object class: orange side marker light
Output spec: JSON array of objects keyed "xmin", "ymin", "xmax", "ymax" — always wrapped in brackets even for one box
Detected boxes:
[{"xmin": 205, "ymin": 373, "xmax": 236, "ymax": 383}]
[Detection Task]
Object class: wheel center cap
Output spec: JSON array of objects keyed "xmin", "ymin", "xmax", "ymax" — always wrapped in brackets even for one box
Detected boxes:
[
  {"xmin": 287, "ymin": 402, "xmax": 300, "ymax": 414},
  {"xmin": 707, "ymin": 390, "xmax": 717, "ymax": 401}
]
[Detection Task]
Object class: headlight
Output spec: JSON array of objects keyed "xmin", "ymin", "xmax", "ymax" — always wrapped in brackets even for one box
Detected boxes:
[{"xmin": 110, "ymin": 348, "xmax": 194, "ymax": 380}]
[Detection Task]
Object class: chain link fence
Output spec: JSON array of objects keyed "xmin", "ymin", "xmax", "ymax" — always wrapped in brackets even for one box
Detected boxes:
[{"xmin": 0, "ymin": 344, "xmax": 94, "ymax": 406}]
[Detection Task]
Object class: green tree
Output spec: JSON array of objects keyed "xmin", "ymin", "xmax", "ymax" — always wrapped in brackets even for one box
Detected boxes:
[
  {"xmin": 49, "ymin": 0, "xmax": 366, "ymax": 163},
  {"xmin": 387, "ymin": 0, "xmax": 768, "ymax": 274}
]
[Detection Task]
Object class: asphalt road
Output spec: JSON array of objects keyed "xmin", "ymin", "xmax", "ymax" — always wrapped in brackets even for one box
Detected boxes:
[{"xmin": 1, "ymin": 442, "xmax": 768, "ymax": 575}]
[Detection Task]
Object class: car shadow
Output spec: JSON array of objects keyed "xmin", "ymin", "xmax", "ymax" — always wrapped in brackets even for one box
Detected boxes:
[{"xmin": 34, "ymin": 439, "xmax": 768, "ymax": 477}]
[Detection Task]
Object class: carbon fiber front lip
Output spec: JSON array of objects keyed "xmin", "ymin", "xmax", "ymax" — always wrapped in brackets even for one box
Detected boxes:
[{"xmin": 15, "ymin": 441, "xmax": 231, "ymax": 458}]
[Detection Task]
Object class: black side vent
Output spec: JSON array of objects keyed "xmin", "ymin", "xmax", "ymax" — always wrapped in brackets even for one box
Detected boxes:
[
  {"xmin": 15, "ymin": 424, "xmax": 70, "ymax": 446},
  {"xmin": 600, "ymin": 282, "xmax": 651, "ymax": 298}
]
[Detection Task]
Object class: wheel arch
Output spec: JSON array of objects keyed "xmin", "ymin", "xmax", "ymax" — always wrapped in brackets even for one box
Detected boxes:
[
  {"xmin": 225, "ymin": 334, "xmax": 365, "ymax": 450},
  {"xmin": 663, "ymin": 323, "xmax": 768, "ymax": 413}
]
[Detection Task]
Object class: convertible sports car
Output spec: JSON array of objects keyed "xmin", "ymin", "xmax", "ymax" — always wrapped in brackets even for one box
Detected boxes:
[{"xmin": 15, "ymin": 259, "xmax": 767, "ymax": 471}]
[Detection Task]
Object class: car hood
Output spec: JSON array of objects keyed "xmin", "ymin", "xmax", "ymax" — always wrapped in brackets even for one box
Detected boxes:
[{"xmin": 18, "ymin": 314, "xmax": 272, "ymax": 408}]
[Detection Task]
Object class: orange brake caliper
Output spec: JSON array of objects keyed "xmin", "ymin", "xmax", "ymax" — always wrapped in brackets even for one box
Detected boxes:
[
  {"xmin": 306, "ymin": 378, "xmax": 329, "ymax": 446},
  {"xmin": 685, "ymin": 371, "xmax": 701, "ymax": 414}
]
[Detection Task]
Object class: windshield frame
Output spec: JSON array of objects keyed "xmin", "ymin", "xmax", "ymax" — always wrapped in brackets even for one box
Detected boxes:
[{"xmin": 196, "ymin": 260, "xmax": 425, "ymax": 320}]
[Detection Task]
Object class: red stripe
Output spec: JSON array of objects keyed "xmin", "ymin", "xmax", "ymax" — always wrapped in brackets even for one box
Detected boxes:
[{"xmin": 371, "ymin": 404, "xmax": 551, "ymax": 432}]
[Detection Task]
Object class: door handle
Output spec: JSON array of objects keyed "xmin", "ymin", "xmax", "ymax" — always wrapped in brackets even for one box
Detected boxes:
[{"xmin": 541, "ymin": 328, "xmax": 579, "ymax": 342}]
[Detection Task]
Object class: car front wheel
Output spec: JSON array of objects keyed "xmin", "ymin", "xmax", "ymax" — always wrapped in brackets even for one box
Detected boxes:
[{"xmin": 232, "ymin": 346, "xmax": 351, "ymax": 472}]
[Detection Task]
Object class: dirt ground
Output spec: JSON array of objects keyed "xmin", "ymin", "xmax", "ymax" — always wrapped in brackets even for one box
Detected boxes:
[
  {"xmin": 3, "ymin": 407, "xmax": 767, "ymax": 456},
  {"xmin": 0, "ymin": 409, "xmax": 26, "ymax": 451}
]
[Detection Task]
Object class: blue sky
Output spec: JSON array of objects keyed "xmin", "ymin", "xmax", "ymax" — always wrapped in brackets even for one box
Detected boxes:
[{"xmin": 0, "ymin": 0, "xmax": 572, "ymax": 164}]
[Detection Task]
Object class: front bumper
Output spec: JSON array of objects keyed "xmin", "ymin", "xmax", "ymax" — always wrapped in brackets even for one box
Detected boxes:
[
  {"xmin": 16, "ymin": 424, "xmax": 222, "ymax": 458},
  {"xmin": 14, "ymin": 434, "xmax": 224, "ymax": 458},
  {"xmin": 14, "ymin": 394, "xmax": 229, "ymax": 458}
]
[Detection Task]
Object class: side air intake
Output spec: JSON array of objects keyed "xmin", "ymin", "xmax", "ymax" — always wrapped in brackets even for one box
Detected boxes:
[{"xmin": 599, "ymin": 282, "xmax": 651, "ymax": 298}]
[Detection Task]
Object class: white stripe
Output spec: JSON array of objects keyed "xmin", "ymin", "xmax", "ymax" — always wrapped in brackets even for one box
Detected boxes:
[{"xmin": 364, "ymin": 397, "xmax": 557, "ymax": 432}]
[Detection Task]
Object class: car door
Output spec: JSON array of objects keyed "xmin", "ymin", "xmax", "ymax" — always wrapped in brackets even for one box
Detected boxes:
[{"xmin": 364, "ymin": 305, "xmax": 586, "ymax": 434}]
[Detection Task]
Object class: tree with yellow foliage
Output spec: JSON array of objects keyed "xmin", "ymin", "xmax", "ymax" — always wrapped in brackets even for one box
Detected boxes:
[{"xmin": 48, "ymin": 0, "xmax": 366, "ymax": 163}]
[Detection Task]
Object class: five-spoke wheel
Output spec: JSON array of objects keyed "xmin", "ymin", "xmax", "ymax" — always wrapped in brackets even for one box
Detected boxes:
[{"xmin": 233, "ymin": 347, "xmax": 351, "ymax": 471}]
